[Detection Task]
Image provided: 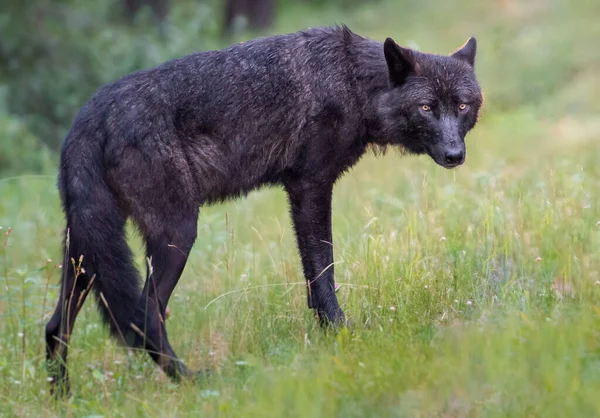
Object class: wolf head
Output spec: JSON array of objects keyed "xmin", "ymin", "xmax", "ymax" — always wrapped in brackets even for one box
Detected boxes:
[{"xmin": 375, "ymin": 37, "xmax": 483, "ymax": 169}]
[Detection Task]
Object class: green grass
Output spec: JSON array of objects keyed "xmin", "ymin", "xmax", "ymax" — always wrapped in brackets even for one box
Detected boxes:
[{"xmin": 2, "ymin": 0, "xmax": 600, "ymax": 416}]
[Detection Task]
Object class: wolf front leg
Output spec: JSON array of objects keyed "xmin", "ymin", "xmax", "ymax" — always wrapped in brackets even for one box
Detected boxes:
[{"xmin": 284, "ymin": 178, "xmax": 344, "ymax": 326}]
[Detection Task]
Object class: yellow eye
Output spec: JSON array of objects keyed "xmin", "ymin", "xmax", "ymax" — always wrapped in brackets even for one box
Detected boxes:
[
  {"xmin": 458, "ymin": 103, "xmax": 468, "ymax": 111},
  {"xmin": 421, "ymin": 104, "xmax": 431, "ymax": 111}
]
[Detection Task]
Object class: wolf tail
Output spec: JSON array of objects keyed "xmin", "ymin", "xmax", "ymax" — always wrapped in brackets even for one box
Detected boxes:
[{"xmin": 46, "ymin": 128, "xmax": 141, "ymax": 348}]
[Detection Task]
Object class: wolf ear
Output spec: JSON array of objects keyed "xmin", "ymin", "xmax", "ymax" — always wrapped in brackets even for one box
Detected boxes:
[
  {"xmin": 383, "ymin": 37, "xmax": 416, "ymax": 87},
  {"xmin": 451, "ymin": 37, "xmax": 477, "ymax": 67}
]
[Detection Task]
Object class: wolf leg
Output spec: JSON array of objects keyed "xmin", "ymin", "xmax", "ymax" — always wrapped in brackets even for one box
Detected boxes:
[
  {"xmin": 46, "ymin": 230, "xmax": 93, "ymax": 397},
  {"xmin": 284, "ymin": 178, "xmax": 344, "ymax": 326},
  {"xmin": 131, "ymin": 207, "xmax": 199, "ymax": 379}
]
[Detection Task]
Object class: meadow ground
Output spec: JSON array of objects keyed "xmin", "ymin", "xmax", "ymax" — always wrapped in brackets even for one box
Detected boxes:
[{"xmin": 2, "ymin": 0, "xmax": 600, "ymax": 416}]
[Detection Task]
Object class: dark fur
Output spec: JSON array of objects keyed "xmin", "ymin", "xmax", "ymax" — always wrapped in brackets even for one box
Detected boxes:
[{"xmin": 45, "ymin": 26, "xmax": 482, "ymax": 395}]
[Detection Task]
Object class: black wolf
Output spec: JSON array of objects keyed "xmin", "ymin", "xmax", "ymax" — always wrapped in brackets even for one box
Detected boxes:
[{"xmin": 45, "ymin": 25, "xmax": 482, "ymax": 394}]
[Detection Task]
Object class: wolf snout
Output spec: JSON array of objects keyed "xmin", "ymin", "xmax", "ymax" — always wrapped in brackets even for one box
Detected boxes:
[
  {"xmin": 444, "ymin": 149, "xmax": 464, "ymax": 165},
  {"xmin": 443, "ymin": 149, "xmax": 465, "ymax": 167}
]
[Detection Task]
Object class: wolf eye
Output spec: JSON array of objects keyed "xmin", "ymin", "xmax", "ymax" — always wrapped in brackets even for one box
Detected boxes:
[
  {"xmin": 458, "ymin": 103, "xmax": 469, "ymax": 111},
  {"xmin": 421, "ymin": 104, "xmax": 431, "ymax": 111}
]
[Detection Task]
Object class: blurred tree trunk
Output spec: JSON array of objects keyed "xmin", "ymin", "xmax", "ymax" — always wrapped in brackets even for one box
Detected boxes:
[
  {"xmin": 223, "ymin": 0, "xmax": 276, "ymax": 35},
  {"xmin": 124, "ymin": 0, "xmax": 169, "ymax": 22}
]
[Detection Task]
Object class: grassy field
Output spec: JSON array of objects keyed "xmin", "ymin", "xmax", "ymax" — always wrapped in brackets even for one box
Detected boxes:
[{"xmin": 2, "ymin": 0, "xmax": 600, "ymax": 416}]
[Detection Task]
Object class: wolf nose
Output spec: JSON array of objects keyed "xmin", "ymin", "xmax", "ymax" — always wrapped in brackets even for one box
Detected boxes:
[{"xmin": 444, "ymin": 150, "xmax": 464, "ymax": 166}]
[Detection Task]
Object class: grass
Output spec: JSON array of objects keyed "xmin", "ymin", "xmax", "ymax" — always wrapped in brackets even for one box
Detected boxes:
[{"xmin": 2, "ymin": 0, "xmax": 600, "ymax": 416}]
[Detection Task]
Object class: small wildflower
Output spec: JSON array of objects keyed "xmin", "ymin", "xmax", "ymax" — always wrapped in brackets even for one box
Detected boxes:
[
  {"xmin": 595, "ymin": 281, "xmax": 600, "ymax": 286},
  {"xmin": 17, "ymin": 332, "xmax": 24, "ymax": 337},
  {"xmin": 440, "ymin": 236, "xmax": 446, "ymax": 242},
  {"xmin": 46, "ymin": 258, "xmax": 52, "ymax": 263},
  {"xmin": 466, "ymin": 300, "xmax": 473, "ymax": 306},
  {"xmin": 389, "ymin": 306, "xmax": 396, "ymax": 311},
  {"xmin": 454, "ymin": 299, "xmax": 459, "ymax": 303},
  {"xmin": 597, "ymin": 220, "xmax": 600, "ymax": 226},
  {"xmin": 424, "ymin": 285, "xmax": 428, "ymax": 289},
  {"xmin": 377, "ymin": 305, "xmax": 382, "ymax": 309},
  {"xmin": 535, "ymin": 256, "xmax": 542, "ymax": 262}
]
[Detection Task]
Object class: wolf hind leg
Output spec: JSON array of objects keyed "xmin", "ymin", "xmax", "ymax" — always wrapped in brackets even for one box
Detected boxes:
[
  {"xmin": 45, "ymin": 237, "xmax": 92, "ymax": 397},
  {"xmin": 129, "ymin": 206, "xmax": 200, "ymax": 380}
]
